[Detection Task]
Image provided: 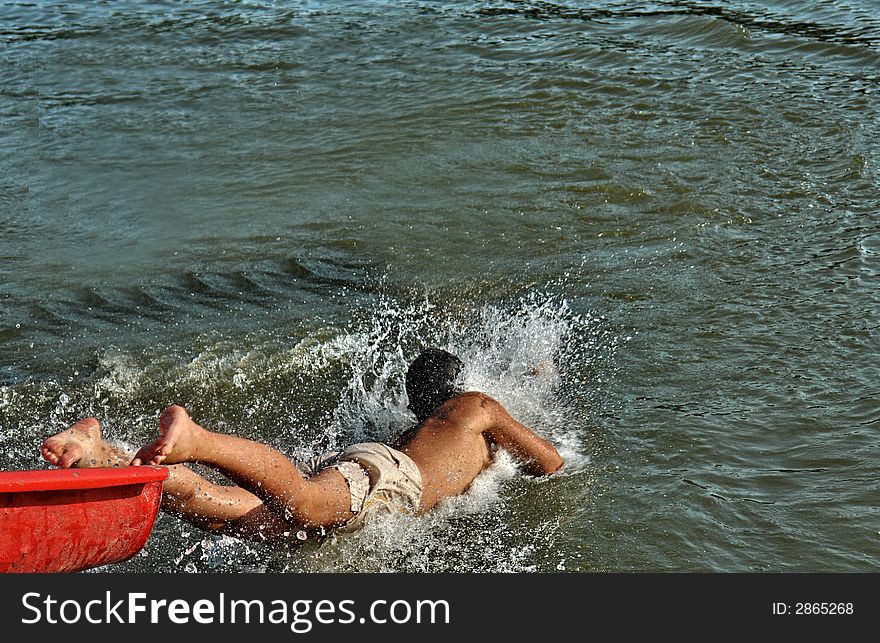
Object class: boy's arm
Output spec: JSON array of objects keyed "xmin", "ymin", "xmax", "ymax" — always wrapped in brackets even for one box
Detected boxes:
[{"xmin": 479, "ymin": 395, "xmax": 564, "ymax": 476}]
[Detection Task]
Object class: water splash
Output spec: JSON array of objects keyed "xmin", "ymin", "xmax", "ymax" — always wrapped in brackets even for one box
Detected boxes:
[
  {"xmin": 2, "ymin": 286, "xmax": 616, "ymax": 572},
  {"xmin": 324, "ymin": 289, "xmax": 597, "ymax": 466},
  {"xmin": 279, "ymin": 289, "xmax": 604, "ymax": 572}
]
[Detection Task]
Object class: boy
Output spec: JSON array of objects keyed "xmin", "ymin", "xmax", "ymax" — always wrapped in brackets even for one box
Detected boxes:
[{"xmin": 42, "ymin": 349, "xmax": 563, "ymax": 542}]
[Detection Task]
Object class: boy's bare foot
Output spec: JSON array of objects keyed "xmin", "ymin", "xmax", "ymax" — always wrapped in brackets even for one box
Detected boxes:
[
  {"xmin": 131, "ymin": 405, "xmax": 205, "ymax": 466},
  {"xmin": 41, "ymin": 418, "xmax": 127, "ymax": 468}
]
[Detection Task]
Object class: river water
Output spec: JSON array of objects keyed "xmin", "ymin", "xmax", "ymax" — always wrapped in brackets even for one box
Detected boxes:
[{"xmin": 1, "ymin": 0, "xmax": 878, "ymax": 572}]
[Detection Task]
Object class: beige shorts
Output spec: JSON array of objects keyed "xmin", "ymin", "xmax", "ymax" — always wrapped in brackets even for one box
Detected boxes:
[{"xmin": 298, "ymin": 442, "xmax": 423, "ymax": 533}]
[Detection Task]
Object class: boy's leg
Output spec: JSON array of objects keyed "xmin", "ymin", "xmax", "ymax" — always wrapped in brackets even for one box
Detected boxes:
[
  {"xmin": 131, "ymin": 405, "xmax": 355, "ymax": 528},
  {"xmin": 164, "ymin": 465, "xmax": 297, "ymax": 541},
  {"xmin": 42, "ymin": 419, "xmax": 294, "ymax": 541}
]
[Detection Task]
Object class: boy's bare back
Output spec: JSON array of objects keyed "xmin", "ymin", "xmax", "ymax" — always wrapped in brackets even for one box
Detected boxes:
[{"xmin": 398, "ymin": 392, "xmax": 563, "ymax": 512}]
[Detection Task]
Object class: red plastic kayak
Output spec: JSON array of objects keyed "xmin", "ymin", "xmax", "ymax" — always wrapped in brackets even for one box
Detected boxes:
[{"xmin": 0, "ymin": 466, "xmax": 168, "ymax": 573}]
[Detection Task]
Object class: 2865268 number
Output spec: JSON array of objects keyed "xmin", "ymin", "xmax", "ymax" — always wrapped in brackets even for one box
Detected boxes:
[{"xmin": 795, "ymin": 603, "xmax": 853, "ymax": 615}]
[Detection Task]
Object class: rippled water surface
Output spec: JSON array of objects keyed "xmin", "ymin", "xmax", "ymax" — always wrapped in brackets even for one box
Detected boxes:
[{"xmin": 1, "ymin": 1, "xmax": 878, "ymax": 572}]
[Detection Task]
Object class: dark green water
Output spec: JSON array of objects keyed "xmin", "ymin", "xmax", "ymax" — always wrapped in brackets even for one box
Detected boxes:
[{"xmin": 1, "ymin": 1, "xmax": 878, "ymax": 572}]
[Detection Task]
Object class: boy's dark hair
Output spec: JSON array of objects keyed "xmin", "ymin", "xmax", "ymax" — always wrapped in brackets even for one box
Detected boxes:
[{"xmin": 405, "ymin": 348, "xmax": 464, "ymax": 423}]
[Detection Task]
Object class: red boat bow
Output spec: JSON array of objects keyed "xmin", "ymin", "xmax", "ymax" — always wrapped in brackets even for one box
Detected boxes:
[{"xmin": 0, "ymin": 466, "xmax": 168, "ymax": 573}]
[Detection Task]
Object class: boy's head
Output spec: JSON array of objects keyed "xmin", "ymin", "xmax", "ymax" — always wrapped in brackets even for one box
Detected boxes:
[{"xmin": 405, "ymin": 348, "xmax": 463, "ymax": 423}]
